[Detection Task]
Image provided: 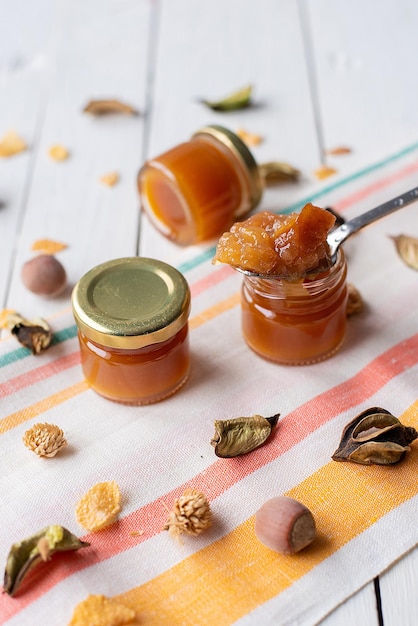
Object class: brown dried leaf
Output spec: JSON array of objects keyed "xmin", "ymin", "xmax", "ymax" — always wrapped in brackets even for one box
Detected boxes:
[
  {"xmin": 390, "ymin": 234, "xmax": 418, "ymax": 270},
  {"xmin": 211, "ymin": 413, "xmax": 279, "ymax": 457},
  {"xmin": 83, "ymin": 99, "xmax": 139, "ymax": 116}
]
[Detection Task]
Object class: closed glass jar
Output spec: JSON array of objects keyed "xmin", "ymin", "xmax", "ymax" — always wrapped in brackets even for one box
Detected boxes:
[
  {"xmin": 241, "ymin": 250, "xmax": 348, "ymax": 365},
  {"xmin": 71, "ymin": 257, "xmax": 191, "ymax": 404},
  {"xmin": 137, "ymin": 125, "xmax": 262, "ymax": 246}
]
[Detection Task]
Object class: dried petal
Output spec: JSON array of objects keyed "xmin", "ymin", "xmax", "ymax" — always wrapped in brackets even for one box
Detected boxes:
[
  {"xmin": 99, "ymin": 171, "xmax": 119, "ymax": 187},
  {"xmin": 23, "ymin": 422, "xmax": 67, "ymax": 457},
  {"xmin": 332, "ymin": 407, "xmax": 417, "ymax": 465},
  {"xmin": 346, "ymin": 283, "xmax": 364, "ymax": 317},
  {"xmin": 76, "ymin": 481, "xmax": 122, "ymax": 531},
  {"xmin": 314, "ymin": 165, "xmax": 337, "ymax": 180},
  {"xmin": 164, "ymin": 488, "xmax": 211, "ymax": 540},
  {"xmin": 236, "ymin": 128, "xmax": 263, "ymax": 146},
  {"xmin": 83, "ymin": 99, "xmax": 139, "ymax": 116},
  {"xmin": 259, "ymin": 161, "xmax": 300, "ymax": 185},
  {"xmin": 31, "ymin": 238, "xmax": 68, "ymax": 254},
  {"xmin": 211, "ymin": 413, "xmax": 279, "ymax": 458},
  {"xmin": 327, "ymin": 146, "xmax": 352, "ymax": 156},
  {"xmin": 0, "ymin": 131, "xmax": 27, "ymax": 157},
  {"xmin": 68, "ymin": 595, "xmax": 136, "ymax": 626},
  {"xmin": 3, "ymin": 525, "xmax": 89, "ymax": 596},
  {"xmin": 390, "ymin": 234, "xmax": 418, "ymax": 270},
  {"xmin": 48, "ymin": 145, "xmax": 69, "ymax": 161},
  {"xmin": 200, "ymin": 85, "xmax": 253, "ymax": 111}
]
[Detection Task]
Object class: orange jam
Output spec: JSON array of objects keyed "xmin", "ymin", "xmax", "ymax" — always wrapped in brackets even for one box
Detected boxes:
[
  {"xmin": 241, "ymin": 250, "xmax": 348, "ymax": 364},
  {"xmin": 138, "ymin": 126, "xmax": 262, "ymax": 245},
  {"xmin": 72, "ymin": 257, "xmax": 191, "ymax": 404},
  {"xmin": 215, "ymin": 205, "xmax": 348, "ymax": 364}
]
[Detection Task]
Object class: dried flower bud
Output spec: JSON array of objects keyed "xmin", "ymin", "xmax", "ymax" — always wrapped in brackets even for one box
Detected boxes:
[
  {"xmin": 23, "ymin": 422, "xmax": 67, "ymax": 457},
  {"xmin": 332, "ymin": 407, "xmax": 418, "ymax": 465},
  {"xmin": 3, "ymin": 525, "xmax": 89, "ymax": 596},
  {"xmin": 211, "ymin": 413, "xmax": 279, "ymax": 458},
  {"xmin": 346, "ymin": 283, "xmax": 364, "ymax": 317},
  {"xmin": 164, "ymin": 489, "xmax": 212, "ymax": 541}
]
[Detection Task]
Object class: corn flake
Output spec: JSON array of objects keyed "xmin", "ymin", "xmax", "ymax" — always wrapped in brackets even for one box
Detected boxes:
[
  {"xmin": 31, "ymin": 238, "xmax": 68, "ymax": 254},
  {"xmin": 99, "ymin": 171, "xmax": 119, "ymax": 186},
  {"xmin": 68, "ymin": 594, "xmax": 135, "ymax": 626},
  {"xmin": 0, "ymin": 131, "xmax": 27, "ymax": 158},
  {"xmin": 76, "ymin": 481, "xmax": 121, "ymax": 532},
  {"xmin": 48, "ymin": 144, "xmax": 70, "ymax": 161}
]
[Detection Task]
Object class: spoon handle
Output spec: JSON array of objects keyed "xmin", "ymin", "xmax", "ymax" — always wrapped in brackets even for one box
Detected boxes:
[{"xmin": 328, "ymin": 185, "xmax": 418, "ymax": 257}]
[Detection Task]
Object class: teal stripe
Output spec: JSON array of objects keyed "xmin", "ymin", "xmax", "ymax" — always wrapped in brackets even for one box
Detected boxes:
[
  {"xmin": 178, "ymin": 140, "xmax": 418, "ymax": 274},
  {"xmin": 0, "ymin": 324, "xmax": 77, "ymax": 368}
]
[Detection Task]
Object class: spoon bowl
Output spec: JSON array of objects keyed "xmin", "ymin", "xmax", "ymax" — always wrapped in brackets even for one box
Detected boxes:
[{"xmin": 234, "ymin": 186, "xmax": 418, "ymax": 280}]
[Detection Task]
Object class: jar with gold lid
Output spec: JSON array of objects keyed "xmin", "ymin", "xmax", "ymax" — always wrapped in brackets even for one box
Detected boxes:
[
  {"xmin": 137, "ymin": 125, "xmax": 263, "ymax": 246},
  {"xmin": 71, "ymin": 257, "xmax": 191, "ymax": 404}
]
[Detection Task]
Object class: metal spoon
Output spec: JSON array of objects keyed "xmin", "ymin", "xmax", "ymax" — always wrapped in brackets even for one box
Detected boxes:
[{"xmin": 235, "ymin": 186, "xmax": 418, "ymax": 279}]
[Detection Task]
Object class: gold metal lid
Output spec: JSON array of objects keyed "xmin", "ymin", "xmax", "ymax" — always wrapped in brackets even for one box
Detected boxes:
[
  {"xmin": 192, "ymin": 125, "xmax": 263, "ymax": 211},
  {"xmin": 72, "ymin": 257, "xmax": 191, "ymax": 349}
]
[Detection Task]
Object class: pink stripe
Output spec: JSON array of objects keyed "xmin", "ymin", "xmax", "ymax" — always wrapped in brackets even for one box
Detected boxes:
[
  {"xmin": 0, "ymin": 352, "xmax": 80, "ymax": 399},
  {"xmin": 334, "ymin": 160, "xmax": 418, "ymax": 212},
  {"xmin": 190, "ymin": 264, "xmax": 234, "ymax": 298},
  {"xmin": 2, "ymin": 332, "xmax": 418, "ymax": 621}
]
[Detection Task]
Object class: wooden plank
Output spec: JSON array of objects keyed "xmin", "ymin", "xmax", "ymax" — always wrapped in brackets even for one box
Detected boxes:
[
  {"xmin": 4, "ymin": 0, "xmax": 151, "ymax": 319},
  {"xmin": 139, "ymin": 0, "xmax": 323, "ymax": 265},
  {"xmin": 0, "ymin": 0, "xmax": 55, "ymax": 306},
  {"xmin": 304, "ymin": 0, "xmax": 418, "ymax": 172},
  {"xmin": 319, "ymin": 583, "xmax": 379, "ymax": 626},
  {"xmin": 380, "ymin": 546, "xmax": 418, "ymax": 625}
]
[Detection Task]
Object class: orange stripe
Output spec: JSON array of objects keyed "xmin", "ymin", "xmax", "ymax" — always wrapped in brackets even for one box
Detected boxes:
[
  {"xmin": 189, "ymin": 293, "xmax": 240, "ymax": 330},
  {"xmin": 113, "ymin": 403, "xmax": 418, "ymax": 624},
  {"xmin": 0, "ymin": 380, "xmax": 88, "ymax": 434}
]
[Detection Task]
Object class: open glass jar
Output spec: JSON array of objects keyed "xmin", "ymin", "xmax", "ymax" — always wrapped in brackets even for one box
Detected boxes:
[
  {"xmin": 137, "ymin": 125, "xmax": 263, "ymax": 246},
  {"xmin": 240, "ymin": 250, "xmax": 348, "ymax": 365},
  {"xmin": 71, "ymin": 257, "xmax": 191, "ymax": 404}
]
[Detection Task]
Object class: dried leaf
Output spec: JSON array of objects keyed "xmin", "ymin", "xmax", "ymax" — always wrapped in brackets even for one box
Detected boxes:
[
  {"xmin": 258, "ymin": 161, "xmax": 300, "ymax": 185},
  {"xmin": 99, "ymin": 171, "xmax": 119, "ymax": 187},
  {"xmin": 68, "ymin": 594, "xmax": 136, "ymax": 626},
  {"xmin": 236, "ymin": 128, "xmax": 263, "ymax": 146},
  {"xmin": 48, "ymin": 144, "xmax": 69, "ymax": 161},
  {"xmin": 3, "ymin": 312, "xmax": 52, "ymax": 354},
  {"xmin": 332, "ymin": 407, "xmax": 417, "ymax": 466},
  {"xmin": 200, "ymin": 85, "xmax": 253, "ymax": 111},
  {"xmin": 314, "ymin": 165, "xmax": 337, "ymax": 180},
  {"xmin": 83, "ymin": 99, "xmax": 139, "ymax": 116},
  {"xmin": 3, "ymin": 525, "xmax": 89, "ymax": 596},
  {"xmin": 0, "ymin": 131, "xmax": 27, "ymax": 157},
  {"xmin": 31, "ymin": 238, "xmax": 68, "ymax": 254},
  {"xmin": 390, "ymin": 234, "xmax": 418, "ymax": 270},
  {"xmin": 211, "ymin": 413, "xmax": 279, "ymax": 458},
  {"xmin": 327, "ymin": 146, "xmax": 352, "ymax": 156}
]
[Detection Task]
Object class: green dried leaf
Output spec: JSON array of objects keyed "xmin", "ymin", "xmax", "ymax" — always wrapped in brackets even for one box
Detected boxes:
[
  {"xmin": 390, "ymin": 234, "xmax": 418, "ymax": 270},
  {"xmin": 211, "ymin": 413, "xmax": 279, "ymax": 458},
  {"xmin": 3, "ymin": 525, "xmax": 90, "ymax": 596},
  {"xmin": 200, "ymin": 85, "xmax": 253, "ymax": 111},
  {"xmin": 258, "ymin": 161, "xmax": 300, "ymax": 185},
  {"xmin": 332, "ymin": 407, "xmax": 417, "ymax": 466}
]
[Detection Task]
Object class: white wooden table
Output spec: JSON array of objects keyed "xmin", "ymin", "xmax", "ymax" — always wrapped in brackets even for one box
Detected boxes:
[{"xmin": 1, "ymin": 1, "xmax": 417, "ymax": 624}]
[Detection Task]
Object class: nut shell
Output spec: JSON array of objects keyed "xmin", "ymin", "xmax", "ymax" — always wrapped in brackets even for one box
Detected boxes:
[
  {"xmin": 21, "ymin": 254, "xmax": 67, "ymax": 297},
  {"xmin": 255, "ymin": 496, "xmax": 316, "ymax": 554}
]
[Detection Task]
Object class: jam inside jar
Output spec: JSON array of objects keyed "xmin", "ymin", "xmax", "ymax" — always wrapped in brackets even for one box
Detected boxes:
[
  {"xmin": 138, "ymin": 125, "xmax": 262, "ymax": 246},
  {"xmin": 241, "ymin": 250, "xmax": 348, "ymax": 365},
  {"xmin": 72, "ymin": 257, "xmax": 191, "ymax": 404}
]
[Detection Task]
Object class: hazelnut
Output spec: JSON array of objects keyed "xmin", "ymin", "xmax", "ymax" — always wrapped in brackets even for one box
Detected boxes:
[
  {"xmin": 21, "ymin": 254, "xmax": 67, "ymax": 297},
  {"xmin": 255, "ymin": 496, "xmax": 316, "ymax": 554}
]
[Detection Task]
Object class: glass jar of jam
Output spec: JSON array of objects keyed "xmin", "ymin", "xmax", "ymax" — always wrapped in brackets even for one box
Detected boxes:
[
  {"xmin": 71, "ymin": 257, "xmax": 191, "ymax": 404},
  {"xmin": 240, "ymin": 250, "xmax": 348, "ymax": 365},
  {"xmin": 137, "ymin": 125, "xmax": 263, "ymax": 246}
]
